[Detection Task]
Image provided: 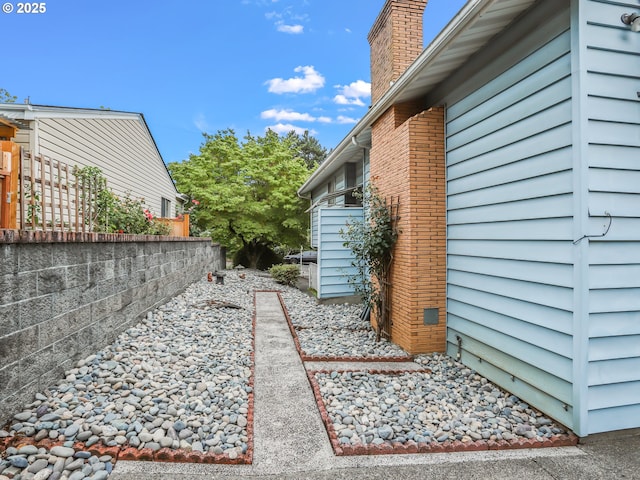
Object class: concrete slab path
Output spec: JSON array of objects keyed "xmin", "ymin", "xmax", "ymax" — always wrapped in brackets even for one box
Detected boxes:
[{"xmin": 109, "ymin": 292, "xmax": 639, "ymax": 480}]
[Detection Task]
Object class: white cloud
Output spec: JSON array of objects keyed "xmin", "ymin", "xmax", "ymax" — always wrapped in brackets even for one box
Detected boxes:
[
  {"xmin": 336, "ymin": 115, "xmax": 358, "ymax": 124},
  {"xmin": 266, "ymin": 7, "xmax": 307, "ymax": 34},
  {"xmin": 345, "ymin": 28, "xmax": 352, "ymax": 33},
  {"xmin": 267, "ymin": 123, "xmax": 317, "ymax": 136},
  {"xmin": 277, "ymin": 22, "xmax": 304, "ymax": 34},
  {"xmin": 266, "ymin": 66, "xmax": 325, "ymax": 94},
  {"xmin": 261, "ymin": 108, "xmax": 315, "ymax": 122},
  {"xmin": 333, "ymin": 80, "xmax": 371, "ymax": 106},
  {"xmin": 260, "ymin": 109, "xmax": 334, "ymax": 125},
  {"xmin": 341, "ymin": 80, "xmax": 371, "ymax": 98},
  {"xmin": 334, "ymin": 94, "xmax": 365, "ymax": 107},
  {"xmin": 194, "ymin": 113, "xmax": 213, "ymax": 132}
]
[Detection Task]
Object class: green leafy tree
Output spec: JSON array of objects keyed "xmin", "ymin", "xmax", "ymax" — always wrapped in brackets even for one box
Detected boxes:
[
  {"xmin": 0, "ymin": 88, "xmax": 17, "ymax": 103},
  {"xmin": 168, "ymin": 128, "xmax": 313, "ymax": 268},
  {"xmin": 286, "ymin": 130, "xmax": 328, "ymax": 169}
]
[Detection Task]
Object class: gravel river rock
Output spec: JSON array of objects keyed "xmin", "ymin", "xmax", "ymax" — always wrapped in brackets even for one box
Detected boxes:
[
  {"xmin": 1, "ymin": 270, "xmax": 571, "ymax": 478},
  {"xmin": 2, "ymin": 272, "xmax": 262, "ymax": 478}
]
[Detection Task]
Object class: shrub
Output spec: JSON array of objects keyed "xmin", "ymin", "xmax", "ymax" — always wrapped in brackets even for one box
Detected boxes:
[
  {"xmin": 106, "ymin": 194, "xmax": 171, "ymax": 235},
  {"xmin": 73, "ymin": 166, "xmax": 171, "ymax": 235},
  {"xmin": 340, "ymin": 183, "xmax": 398, "ymax": 341},
  {"xmin": 269, "ymin": 264, "xmax": 300, "ymax": 286}
]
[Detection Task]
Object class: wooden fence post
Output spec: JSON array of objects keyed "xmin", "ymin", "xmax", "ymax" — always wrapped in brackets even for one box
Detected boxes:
[{"xmin": 0, "ymin": 140, "xmax": 20, "ymax": 229}]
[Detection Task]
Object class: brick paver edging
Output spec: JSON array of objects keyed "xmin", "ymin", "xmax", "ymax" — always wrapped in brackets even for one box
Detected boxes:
[
  {"xmin": 306, "ymin": 368, "xmax": 579, "ymax": 456},
  {"xmin": 275, "ymin": 293, "xmax": 413, "ymax": 363},
  {"xmin": 0, "ymin": 296, "xmax": 257, "ymax": 466},
  {"xmin": 0, "ymin": 229, "xmax": 217, "ymax": 244}
]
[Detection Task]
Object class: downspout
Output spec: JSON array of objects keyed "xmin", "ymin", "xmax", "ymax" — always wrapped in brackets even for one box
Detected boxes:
[
  {"xmin": 351, "ymin": 135, "xmax": 368, "ymax": 150},
  {"xmin": 297, "ymin": 188, "xmax": 311, "ymax": 203},
  {"xmin": 297, "ymin": 188, "xmax": 313, "ymax": 251},
  {"xmin": 351, "ymin": 135, "xmax": 370, "ymax": 191}
]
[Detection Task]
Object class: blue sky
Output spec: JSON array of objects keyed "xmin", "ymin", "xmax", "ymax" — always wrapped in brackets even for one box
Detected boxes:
[{"xmin": 2, "ymin": 0, "xmax": 467, "ymax": 164}]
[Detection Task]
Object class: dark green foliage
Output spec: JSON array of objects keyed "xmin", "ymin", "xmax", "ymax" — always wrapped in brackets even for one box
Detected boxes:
[
  {"xmin": 233, "ymin": 243, "xmax": 283, "ymax": 270},
  {"xmin": 0, "ymin": 88, "xmax": 17, "ymax": 103},
  {"xmin": 269, "ymin": 264, "xmax": 300, "ymax": 286},
  {"xmin": 74, "ymin": 166, "xmax": 170, "ymax": 235},
  {"xmin": 285, "ymin": 130, "xmax": 328, "ymax": 169}
]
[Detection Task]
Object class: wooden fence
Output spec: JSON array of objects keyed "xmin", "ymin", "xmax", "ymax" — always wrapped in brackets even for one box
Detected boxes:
[
  {"xmin": 0, "ymin": 147, "xmax": 189, "ymax": 236},
  {"xmin": 19, "ymin": 150, "xmax": 103, "ymax": 232},
  {"xmin": 158, "ymin": 214, "xmax": 190, "ymax": 237},
  {"xmin": 0, "ymin": 140, "xmax": 19, "ymax": 229}
]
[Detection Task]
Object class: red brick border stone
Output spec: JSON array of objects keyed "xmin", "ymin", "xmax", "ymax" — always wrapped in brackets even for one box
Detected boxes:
[{"xmin": 0, "ymin": 229, "xmax": 215, "ymax": 244}]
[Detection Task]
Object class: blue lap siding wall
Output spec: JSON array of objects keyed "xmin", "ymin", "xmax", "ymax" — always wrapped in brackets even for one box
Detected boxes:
[
  {"xmin": 441, "ymin": 0, "xmax": 640, "ymax": 436},
  {"xmin": 317, "ymin": 207, "xmax": 364, "ymax": 299}
]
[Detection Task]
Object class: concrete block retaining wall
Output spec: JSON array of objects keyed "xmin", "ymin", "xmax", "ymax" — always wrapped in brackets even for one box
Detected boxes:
[{"xmin": 0, "ymin": 230, "xmax": 223, "ymax": 424}]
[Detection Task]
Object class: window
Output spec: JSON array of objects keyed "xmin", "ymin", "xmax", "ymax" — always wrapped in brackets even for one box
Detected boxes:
[
  {"xmin": 344, "ymin": 163, "xmax": 361, "ymax": 206},
  {"xmin": 161, "ymin": 197, "xmax": 171, "ymax": 218}
]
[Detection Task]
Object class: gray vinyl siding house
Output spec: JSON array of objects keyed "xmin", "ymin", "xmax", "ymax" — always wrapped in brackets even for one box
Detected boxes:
[
  {"xmin": 0, "ymin": 104, "xmax": 182, "ymax": 218},
  {"xmin": 300, "ymin": 0, "xmax": 640, "ymax": 436}
]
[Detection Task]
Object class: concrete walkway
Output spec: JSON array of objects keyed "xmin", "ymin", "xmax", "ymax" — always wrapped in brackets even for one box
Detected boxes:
[{"xmin": 109, "ymin": 292, "xmax": 640, "ymax": 479}]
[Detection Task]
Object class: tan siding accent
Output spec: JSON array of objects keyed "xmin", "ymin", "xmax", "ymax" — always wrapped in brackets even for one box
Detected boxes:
[
  {"xmin": 36, "ymin": 117, "xmax": 177, "ymax": 216},
  {"xmin": 14, "ymin": 129, "xmax": 30, "ymax": 149}
]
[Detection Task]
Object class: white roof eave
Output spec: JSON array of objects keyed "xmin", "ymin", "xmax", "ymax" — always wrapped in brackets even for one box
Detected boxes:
[{"xmin": 0, "ymin": 103, "xmax": 141, "ymax": 121}]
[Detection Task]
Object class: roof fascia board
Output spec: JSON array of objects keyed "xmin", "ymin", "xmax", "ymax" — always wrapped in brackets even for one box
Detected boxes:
[
  {"xmin": 298, "ymin": 122, "xmax": 364, "ymax": 197},
  {"xmin": 379, "ymin": 0, "xmax": 489, "ymax": 105},
  {"xmin": 0, "ymin": 103, "xmax": 181, "ymax": 196},
  {"xmin": 0, "ymin": 103, "xmax": 141, "ymax": 121},
  {"xmin": 30, "ymin": 107, "xmax": 139, "ymax": 121},
  {"xmin": 138, "ymin": 113, "xmax": 181, "ymax": 196}
]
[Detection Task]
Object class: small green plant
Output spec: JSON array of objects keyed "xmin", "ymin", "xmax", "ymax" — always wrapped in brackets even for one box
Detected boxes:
[
  {"xmin": 73, "ymin": 165, "xmax": 109, "ymax": 230},
  {"xmin": 23, "ymin": 182, "xmax": 41, "ymax": 225},
  {"xmin": 340, "ymin": 182, "xmax": 399, "ymax": 341},
  {"xmin": 269, "ymin": 264, "xmax": 300, "ymax": 286}
]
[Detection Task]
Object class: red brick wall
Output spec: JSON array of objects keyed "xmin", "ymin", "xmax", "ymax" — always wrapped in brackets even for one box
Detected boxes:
[
  {"xmin": 368, "ymin": 0, "xmax": 427, "ymax": 104},
  {"xmin": 370, "ymin": 106, "xmax": 446, "ymax": 354}
]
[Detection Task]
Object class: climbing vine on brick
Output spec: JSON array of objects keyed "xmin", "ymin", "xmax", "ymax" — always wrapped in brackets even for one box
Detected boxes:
[{"xmin": 341, "ymin": 183, "xmax": 399, "ymax": 341}]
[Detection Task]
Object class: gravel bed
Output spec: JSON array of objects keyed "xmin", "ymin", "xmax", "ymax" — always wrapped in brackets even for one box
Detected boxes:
[
  {"xmin": 1, "ymin": 269, "xmax": 573, "ymax": 478},
  {"xmin": 314, "ymin": 353, "xmax": 569, "ymax": 448},
  {"xmin": 0, "ymin": 445, "xmax": 113, "ymax": 480},
  {"xmin": 1, "ymin": 271, "xmax": 260, "ymax": 478},
  {"xmin": 279, "ymin": 290, "xmax": 410, "ymax": 359}
]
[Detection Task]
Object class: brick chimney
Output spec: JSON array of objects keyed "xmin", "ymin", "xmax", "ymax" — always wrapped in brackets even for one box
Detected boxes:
[{"xmin": 368, "ymin": 0, "xmax": 428, "ymax": 104}]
